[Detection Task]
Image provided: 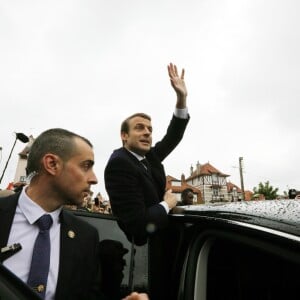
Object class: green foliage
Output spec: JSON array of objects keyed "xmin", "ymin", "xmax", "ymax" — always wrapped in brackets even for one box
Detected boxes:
[{"xmin": 253, "ymin": 181, "xmax": 279, "ymax": 200}]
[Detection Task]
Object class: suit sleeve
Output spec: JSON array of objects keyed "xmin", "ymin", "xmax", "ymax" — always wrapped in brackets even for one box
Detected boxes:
[{"xmin": 154, "ymin": 114, "xmax": 190, "ymax": 162}]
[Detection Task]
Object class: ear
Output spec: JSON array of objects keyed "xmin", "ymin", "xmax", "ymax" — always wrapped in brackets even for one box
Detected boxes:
[
  {"xmin": 42, "ymin": 153, "xmax": 61, "ymax": 175},
  {"xmin": 121, "ymin": 132, "xmax": 128, "ymax": 144}
]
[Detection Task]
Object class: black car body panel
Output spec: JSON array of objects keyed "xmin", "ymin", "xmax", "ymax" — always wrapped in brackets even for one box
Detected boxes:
[
  {"xmin": 0, "ymin": 264, "xmax": 42, "ymax": 300},
  {"xmin": 181, "ymin": 199, "xmax": 300, "ymax": 236},
  {"xmin": 1, "ymin": 199, "xmax": 300, "ymax": 299}
]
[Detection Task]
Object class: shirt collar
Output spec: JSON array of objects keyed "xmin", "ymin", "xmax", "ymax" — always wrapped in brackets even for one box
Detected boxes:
[
  {"xmin": 127, "ymin": 149, "xmax": 145, "ymax": 162},
  {"xmin": 18, "ymin": 186, "xmax": 62, "ymax": 225}
]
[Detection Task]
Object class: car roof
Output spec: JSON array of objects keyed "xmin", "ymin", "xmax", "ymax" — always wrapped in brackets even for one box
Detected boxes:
[{"xmin": 171, "ymin": 199, "xmax": 300, "ymax": 237}]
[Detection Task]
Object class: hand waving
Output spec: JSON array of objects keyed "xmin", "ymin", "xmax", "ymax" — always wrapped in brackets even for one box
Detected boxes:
[{"xmin": 167, "ymin": 63, "xmax": 188, "ymax": 98}]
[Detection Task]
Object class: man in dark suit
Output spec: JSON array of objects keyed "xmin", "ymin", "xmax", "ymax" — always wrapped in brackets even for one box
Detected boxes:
[
  {"xmin": 0, "ymin": 128, "xmax": 148, "ymax": 300},
  {"xmin": 104, "ymin": 63, "xmax": 189, "ymax": 299}
]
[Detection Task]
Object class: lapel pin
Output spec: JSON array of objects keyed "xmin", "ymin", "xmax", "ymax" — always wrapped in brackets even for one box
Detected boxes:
[{"xmin": 68, "ymin": 230, "xmax": 75, "ymax": 239}]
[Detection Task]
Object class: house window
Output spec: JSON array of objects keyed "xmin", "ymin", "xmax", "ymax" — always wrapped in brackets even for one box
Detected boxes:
[
  {"xmin": 212, "ymin": 174, "xmax": 218, "ymax": 185},
  {"xmin": 212, "ymin": 188, "xmax": 218, "ymax": 196}
]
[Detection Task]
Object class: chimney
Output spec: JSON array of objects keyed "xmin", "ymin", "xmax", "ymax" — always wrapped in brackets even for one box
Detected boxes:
[
  {"xmin": 181, "ymin": 173, "xmax": 185, "ymax": 183},
  {"xmin": 196, "ymin": 161, "xmax": 200, "ymax": 175}
]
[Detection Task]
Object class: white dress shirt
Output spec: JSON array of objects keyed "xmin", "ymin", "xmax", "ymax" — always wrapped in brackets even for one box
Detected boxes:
[
  {"xmin": 174, "ymin": 107, "xmax": 189, "ymax": 119},
  {"xmin": 3, "ymin": 187, "xmax": 62, "ymax": 300}
]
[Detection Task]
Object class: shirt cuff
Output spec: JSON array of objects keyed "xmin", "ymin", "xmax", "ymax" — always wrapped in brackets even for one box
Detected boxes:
[
  {"xmin": 174, "ymin": 107, "xmax": 188, "ymax": 119},
  {"xmin": 159, "ymin": 201, "xmax": 170, "ymax": 213}
]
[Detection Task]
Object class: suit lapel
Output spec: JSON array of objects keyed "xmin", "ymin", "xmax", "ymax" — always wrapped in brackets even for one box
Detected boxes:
[
  {"xmin": 55, "ymin": 210, "xmax": 78, "ymax": 297},
  {"xmin": 0, "ymin": 193, "xmax": 19, "ymax": 248},
  {"xmin": 139, "ymin": 160, "xmax": 153, "ymax": 179},
  {"xmin": 146, "ymin": 152, "xmax": 166, "ymax": 198}
]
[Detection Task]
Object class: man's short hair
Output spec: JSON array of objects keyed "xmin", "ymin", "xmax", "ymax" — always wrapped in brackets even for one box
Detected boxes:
[
  {"xmin": 120, "ymin": 113, "xmax": 151, "ymax": 134},
  {"xmin": 26, "ymin": 128, "xmax": 92, "ymax": 175}
]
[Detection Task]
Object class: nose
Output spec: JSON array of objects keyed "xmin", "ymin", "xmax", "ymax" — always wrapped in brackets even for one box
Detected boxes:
[
  {"xmin": 89, "ymin": 171, "xmax": 98, "ymax": 185},
  {"xmin": 144, "ymin": 127, "xmax": 151, "ymax": 135}
]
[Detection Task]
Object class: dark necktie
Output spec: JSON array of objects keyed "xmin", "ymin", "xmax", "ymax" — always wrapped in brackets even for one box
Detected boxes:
[
  {"xmin": 140, "ymin": 158, "xmax": 150, "ymax": 171},
  {"xmin": 27, "ymin": 214, "xmax": 53, "ymax": 299}
]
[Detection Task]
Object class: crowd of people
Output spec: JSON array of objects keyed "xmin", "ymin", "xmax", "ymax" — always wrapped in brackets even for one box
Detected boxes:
[{"xmin": 65, "ymin": 192, "xmax": 112, "ymax": 214}]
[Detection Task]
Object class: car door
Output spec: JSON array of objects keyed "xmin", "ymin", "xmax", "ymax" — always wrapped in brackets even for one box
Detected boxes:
[
  {"xmin": 0, "ymin": 263, "xmax": 41, "ymax": 300},
  {"xmin": 176, "ymin": 219, "xmax": 300, "ymax": 300}
]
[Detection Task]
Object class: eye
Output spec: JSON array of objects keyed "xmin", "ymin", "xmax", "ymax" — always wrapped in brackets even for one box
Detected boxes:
[
  {"xmin": 134, "ymin": 124, "xmax": 152, "ymax": 132},
  {"xmin": 135, "ymin": 124, "xmax": 144, "ymax": 131},
  {"xmin": 81, "ymin": 160, "xmax": 94, "ymax": 171}
]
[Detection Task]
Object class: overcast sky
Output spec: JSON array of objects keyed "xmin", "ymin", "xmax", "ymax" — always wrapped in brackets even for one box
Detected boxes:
[{"xmin": 1, "ymin": 0, "xmax": 299, "ymax": 196}]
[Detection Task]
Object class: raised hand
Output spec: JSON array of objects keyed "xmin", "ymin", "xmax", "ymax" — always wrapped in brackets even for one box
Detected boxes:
[{"xmin": 167, "ymin": 62, "xmax": 188, "ymax": 99}]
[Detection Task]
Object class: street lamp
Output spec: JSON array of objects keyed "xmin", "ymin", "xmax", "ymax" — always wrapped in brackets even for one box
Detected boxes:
[{"xmin": 0, "ymin": 132, "xmax": 29, "ymax": 185}]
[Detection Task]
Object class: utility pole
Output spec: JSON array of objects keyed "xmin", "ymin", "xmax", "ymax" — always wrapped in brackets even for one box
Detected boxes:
[{"xmin": 239, "ymin": 157, "xmax": 245, "ymax": 200}]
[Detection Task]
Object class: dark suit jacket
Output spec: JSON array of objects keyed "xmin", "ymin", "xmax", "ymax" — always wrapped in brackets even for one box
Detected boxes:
[
  {"xmin": 0, "ymin": 193, "xmax": 103, "ymax": 300},
  {"xmin": 104, "ymin": 115, "xmax": 189, "ymax": 245}
]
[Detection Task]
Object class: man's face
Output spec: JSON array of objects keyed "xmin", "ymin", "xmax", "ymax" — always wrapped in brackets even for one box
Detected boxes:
[
  {"xmin": 121, "ymin": 116, "xmax": 153, "ymax": 156},
  {"xmin": 186, "ymin": 192, "xmax": 194, "ymax": 205},
  {"xmin": 55, "ymin": 138, "xmax": 98, "ymax": 206}
]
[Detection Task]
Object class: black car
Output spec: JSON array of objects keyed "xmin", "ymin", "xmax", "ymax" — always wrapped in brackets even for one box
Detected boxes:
[{"xmin": 1, "ymin": 199, "xmax": 300, "ymax": 299}]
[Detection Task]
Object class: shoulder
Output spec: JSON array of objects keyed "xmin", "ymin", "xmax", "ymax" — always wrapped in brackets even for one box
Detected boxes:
[
  {"xmin": 61, "ymin": 209, "xmax": 98, "ymax": 237},
  {"xmin": 105, "ymin": 148, "xmax": 139, "ymax": 170},
  {"xmin": 0, "ymin": 193, "xmax": 19, "ymax": 210},
  {"xmin": 108, "ymin": 147, "xmax": 129, "ymax": 160}
]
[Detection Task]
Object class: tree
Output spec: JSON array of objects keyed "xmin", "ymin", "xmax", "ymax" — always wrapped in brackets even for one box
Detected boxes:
[{"xmin": 253, "ymin": 181, "xmax": 279, "ymax": 200}]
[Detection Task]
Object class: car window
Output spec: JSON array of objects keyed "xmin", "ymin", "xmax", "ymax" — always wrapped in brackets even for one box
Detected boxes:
[
  {"xmin": 71, "ymin": 211, "xmax": 149, "ymax": 297},
  {"xmin": 205, "ymin": 238, "xmax": 300, "ymax": 300},
  {"xmin": 188, "ymin": 231, "xmax": 300, "ymax": 300}
]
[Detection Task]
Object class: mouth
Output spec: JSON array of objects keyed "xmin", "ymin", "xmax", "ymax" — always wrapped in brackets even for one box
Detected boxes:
[{"xmin": 140, "ymin": 139, "xmax": 150, "ymax": 146}]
